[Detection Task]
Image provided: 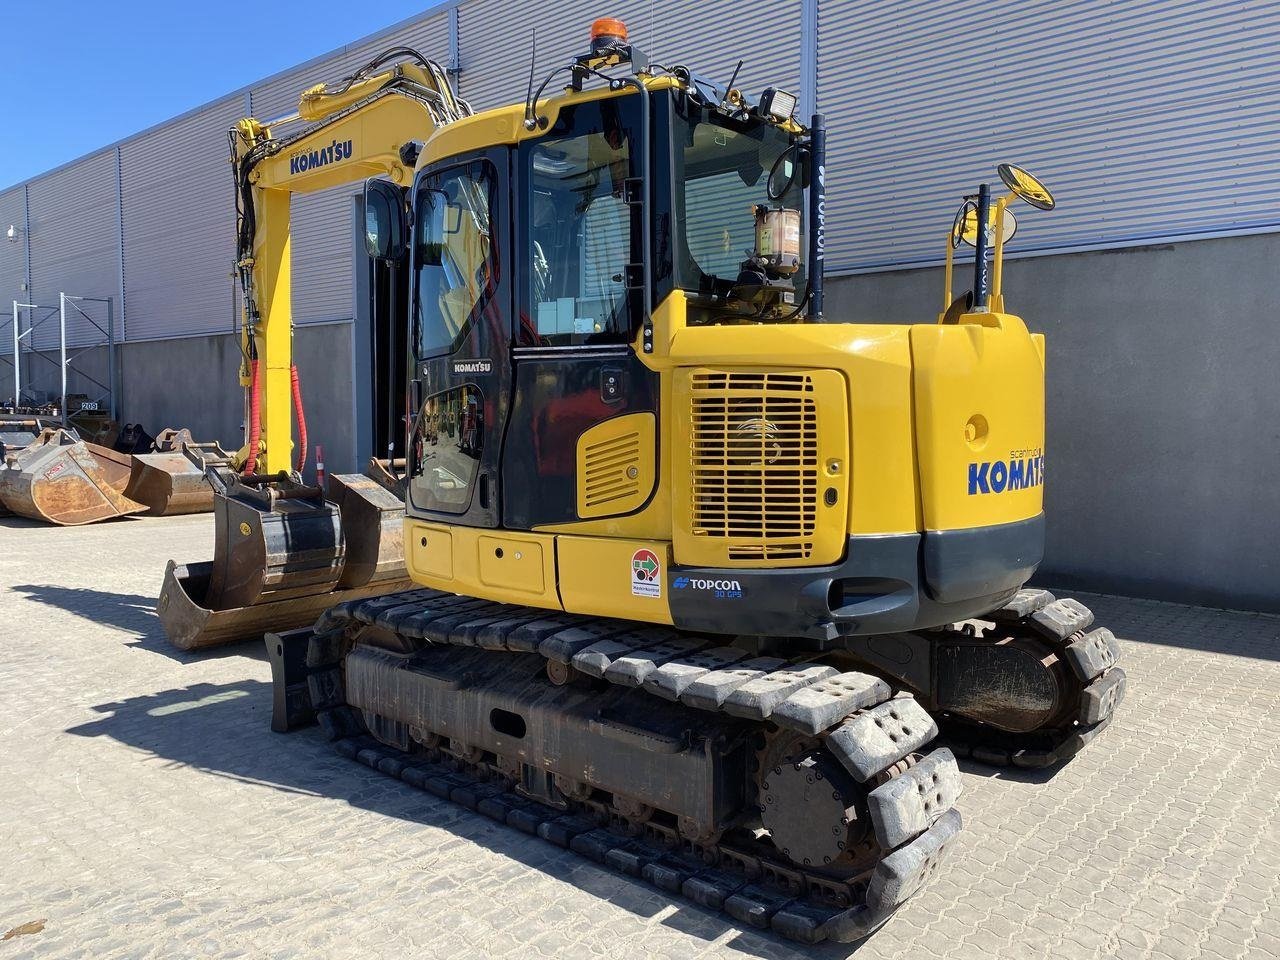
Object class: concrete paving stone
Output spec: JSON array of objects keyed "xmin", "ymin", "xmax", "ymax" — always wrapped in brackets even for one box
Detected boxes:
[{"xmin": 1, "ymin": 516, "xmax": 1278, "ymax": 959}]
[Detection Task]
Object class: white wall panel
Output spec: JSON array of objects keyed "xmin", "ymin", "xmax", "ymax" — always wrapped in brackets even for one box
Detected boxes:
[
  {"xmin": 817, "ymin": 0, "xmax": 1280, "ymax": 272},
  {"xmin": 27, "ymin": 151, "xmax": 118, "ymax": 348},
  {"xmin": 119, "ymin": 96, "xmax": 244, "ymax": 341}
]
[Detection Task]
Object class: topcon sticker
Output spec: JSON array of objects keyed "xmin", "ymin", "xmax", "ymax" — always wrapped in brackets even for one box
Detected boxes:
[{"xmin": 630, "ymin": 548, "xmax": 661, "ymax": 598}]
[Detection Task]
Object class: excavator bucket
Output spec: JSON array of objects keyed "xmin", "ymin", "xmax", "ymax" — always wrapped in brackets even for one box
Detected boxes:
[
  {"xmin": 0, "ymin": 418, "xmax": 47, "ymax": 517},
  {"xmin": 157, "ymin": 463, "xmax": 411, "ymax": 650},
  {"xmin": 0, "ymin": 429, "xmax": 146, "ymax": 525},
  {"xmin": 124, "ymin": 430, "xmax": 232, "ymax": 516},
  {"xmin": 328, "ymin": 458, "xmax": 407, "ymax": 589}
]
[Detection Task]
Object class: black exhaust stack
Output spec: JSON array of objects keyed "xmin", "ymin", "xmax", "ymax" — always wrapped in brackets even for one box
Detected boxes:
[
  {"xmin": 808, "ymin": 113, "xmax": 826, "ymax": 321},
  {"xmin": 972, "ymin": 182, "xmax": 992, "ymax": 310}
]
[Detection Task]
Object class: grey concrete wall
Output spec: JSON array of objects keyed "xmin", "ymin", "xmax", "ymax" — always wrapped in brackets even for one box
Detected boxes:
[
  {"xmin": 114, "ymin": 323, "xmax": 357, "ymax": 477},
  {"xmin": 826, "ymin": 232, "xmax": 1280, "ymax": 613},
  {"xmin": 291, "ymin": 323, "xmax": 357, "ymax": 478}
]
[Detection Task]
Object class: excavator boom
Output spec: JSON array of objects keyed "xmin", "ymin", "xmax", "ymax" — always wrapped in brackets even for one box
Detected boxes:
[{"xmin": 158, "ymin": 49, "xmax": 468, "ymax": 650}]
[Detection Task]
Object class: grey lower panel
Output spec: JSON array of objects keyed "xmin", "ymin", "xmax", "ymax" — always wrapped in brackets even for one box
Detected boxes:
[
  {"xmin": 667, "ymin": 516, "xmax": 1044, "ymax": 643},
  {"xmin": 922, "ymin": 513, "xmax": 1045, "ymax": 604}
]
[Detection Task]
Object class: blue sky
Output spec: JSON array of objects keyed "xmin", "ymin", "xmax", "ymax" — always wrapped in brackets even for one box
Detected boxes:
[{"xmin": 1, "ymin": 2, "xmax": 441, "ymax": 188}]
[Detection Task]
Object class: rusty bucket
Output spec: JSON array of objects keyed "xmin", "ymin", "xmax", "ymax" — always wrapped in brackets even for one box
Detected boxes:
[
  {"xmin": 0, "ymin": 429, "xmax": 145, "ymax": 525},
  {"xmin": 124, "ymin": 435, "xmax": 232, "ymax": 516},
  {"xmin": 157, "ymin": 559, "xmax": 406, "ymax": 651}
]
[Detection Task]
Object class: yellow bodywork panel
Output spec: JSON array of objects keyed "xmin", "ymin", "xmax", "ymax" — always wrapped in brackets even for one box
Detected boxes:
[
  {"xmin": 405, "ymin": 521, "xmax": 562, "ymax": 611},
  {"xmin": 640, "ymin": 294, "xmax": 922, "ymax": 539},
  {"xmin": 576, "ymin": 413, "xmax": 656, "ymax": 519},
  {"xmin": 910, "ymin": 312, "xmax": 1045, "ymax": 532},
  {"xmin": 556, "ymin": 536, "xmax": 674, "ymax": 624},
  {"xmin": 408, "ymin": 526, "xmax": 453, "ymax": 580}
]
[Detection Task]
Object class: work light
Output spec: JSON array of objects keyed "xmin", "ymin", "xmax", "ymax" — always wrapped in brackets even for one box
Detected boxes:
[{"xmin": 759, "ymin": 88, "xmax": 797, "ymax": 122}]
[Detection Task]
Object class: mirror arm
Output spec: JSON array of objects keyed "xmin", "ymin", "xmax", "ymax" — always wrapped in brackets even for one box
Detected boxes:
[
  {"xmin": 943, "ymin": 229, "xmax": 954, "ymax": 314},
  {"xmin": 991, "ymin": 195, "xmax": 1009, "ymax": 309}
]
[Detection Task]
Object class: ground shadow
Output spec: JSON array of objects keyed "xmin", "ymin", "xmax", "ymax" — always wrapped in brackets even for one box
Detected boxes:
[
  {"xmin": 67, "ymin": 679, "xmax": 870, "ymax": 959},
  {"xmin": 9, "ymin": 582, "xmax": 264, "ymax": 664},
  {"xmin": 0, "ymin": 516, "xmax": 44, "ymax": 529},
  {"xmin": 955, "ymin": 757, "xmax": 1056, "ymax": 786}
]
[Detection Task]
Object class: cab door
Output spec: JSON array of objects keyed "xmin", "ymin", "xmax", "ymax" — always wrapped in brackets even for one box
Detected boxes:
[
  {"xmin": 502, "ymin": 96, "xmax": 660, "ymax": 530},
  {"xmin": 406, "ymin": 149, "xmax": 512, "ymax": 530}
]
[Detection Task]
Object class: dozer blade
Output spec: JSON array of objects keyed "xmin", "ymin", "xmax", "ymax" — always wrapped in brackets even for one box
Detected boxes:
[
  {"xmin": 156, "ymin": 464, "xmax": 412, "ymax": 650},
  {"xmin": 124, "ymin": 437, "xmax": 232, "ymax": 516},
  {"xmin": 0, "ymin": 429, "xmax": 145, "ymax": 525}
]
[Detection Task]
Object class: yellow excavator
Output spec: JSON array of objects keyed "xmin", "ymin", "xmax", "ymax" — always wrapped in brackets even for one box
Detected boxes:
[{"xmin": 162, "ymin": 19, "xmax": 1126, "ymax": 943}]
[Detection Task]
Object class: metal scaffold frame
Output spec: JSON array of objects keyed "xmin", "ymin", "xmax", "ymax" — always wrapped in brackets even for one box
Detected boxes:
[{"xmin": 7, "ymin": 295, "xmax": 117, "ymax": 425}]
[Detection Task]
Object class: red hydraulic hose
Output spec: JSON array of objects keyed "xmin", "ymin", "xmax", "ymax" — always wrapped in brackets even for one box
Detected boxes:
[
  {"xmin": 290, "ymin": 363, "xmax": 308, "ymax": 474},
  {"xmin": 244, "ymin": 357, "xmax": 262, "ymax": 475}
]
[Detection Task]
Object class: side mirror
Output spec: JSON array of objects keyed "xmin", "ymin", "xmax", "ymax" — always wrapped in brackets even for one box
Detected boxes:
[
  {"xmin": 364, "ymin": 178, "xmax": 407, "ymax": 260},
  {"xmin": 766, "ymin": 143, "xmax": 810, "ymax": 200},
  {"xmin": 951, "ymin": 199, "xmax": 1018, "ymax": 248},
  {"xmin": 997, "ymin": 163, "xmax": 1056, "ymax": 211}
]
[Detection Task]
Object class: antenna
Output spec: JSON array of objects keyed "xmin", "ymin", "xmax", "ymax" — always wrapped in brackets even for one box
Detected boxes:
[
  {"xmin": 523, "ymin": 29, "xmax": 538, "ymax": 130},
  {"xmin": 720, "ymin": 59, "xmax": 744, "ymax": 107}
]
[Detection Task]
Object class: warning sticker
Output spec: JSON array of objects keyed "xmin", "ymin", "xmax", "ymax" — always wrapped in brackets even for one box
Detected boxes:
[{"xmin": 630, "ymin": 548, "xmax": 662, "ymax": 598}]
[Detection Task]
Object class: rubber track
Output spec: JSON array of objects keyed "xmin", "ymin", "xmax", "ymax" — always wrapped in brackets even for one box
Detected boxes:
[
  {"xmin": 936, "ymin": 589, "xmax": 1127, "ymax": 768},
  {"xmin": 309, "ymin": 591, "xmax": 965, "ymax": 944}
]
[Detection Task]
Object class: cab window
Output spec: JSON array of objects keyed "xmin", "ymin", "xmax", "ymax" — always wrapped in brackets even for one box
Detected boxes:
[
  {"xmin": 522, "ymin": 98, "xmax": 639, "ymax": 346},
  {"xmin": 414, "ymin": 160, "xmax": 496, "ymax": 357}
]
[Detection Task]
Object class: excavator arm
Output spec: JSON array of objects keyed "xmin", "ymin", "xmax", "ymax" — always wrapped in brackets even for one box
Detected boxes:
[
  {"xmin": 230, "ymin": 50, "xmax": 468, "ymax": 474},
  {"xmin": 155, "ymin": 50, "xmax": 468, "ymax": 650}
]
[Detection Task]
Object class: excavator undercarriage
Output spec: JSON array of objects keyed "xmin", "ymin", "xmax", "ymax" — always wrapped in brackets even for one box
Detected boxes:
[{"xmin": 268, "ymin": 582, "xmax": 1123, "ymax": 942}]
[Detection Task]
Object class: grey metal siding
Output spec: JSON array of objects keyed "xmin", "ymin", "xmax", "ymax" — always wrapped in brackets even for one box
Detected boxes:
[
  {"xmin": 0, "ymin": 187, "xmax": 25, "ymax": 310},
  {"xmin": 26, "ymin": 151, "xmax": 119, "ymax": 348},
  {"xmin": 119, "ymin": 96, "xmax": 244, "ymax": 342},
  {"xmin": 250, "ymin": 10, "xmax": 451, "ymax": 327},
  {"xmin": 0, "ymin": 188, "xmax": 23, "ymax": 403},
  {"xmin": 456, "ymin": 1, "xmax": 803, "ymax": 112},
  {"xmin": 817, "ymin": 0, "xmax": 1280, "ymax": 274}
]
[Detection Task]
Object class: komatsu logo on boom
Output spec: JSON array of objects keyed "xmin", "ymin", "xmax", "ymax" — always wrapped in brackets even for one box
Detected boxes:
[
  {"xmin": 968, "ymin": 450, "xmax": 1045, "ymax": 495},
  {"xmin": 289, "ymin": 139, "xmax": 354, "ymax": 176}
]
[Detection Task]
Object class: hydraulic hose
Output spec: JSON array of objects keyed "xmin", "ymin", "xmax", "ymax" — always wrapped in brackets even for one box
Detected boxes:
[
  {"xmin": 291, "ymin": 363, "xmax": 308, "ymax": 474},
  {"xmin": 244, "ymin": 357, "xmax": 262, "ymax": 476}
]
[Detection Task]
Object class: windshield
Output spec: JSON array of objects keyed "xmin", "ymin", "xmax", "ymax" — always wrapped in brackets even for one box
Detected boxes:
[{"xmin": 672, "ymin": 107, "xmax": 807, "ymax": 319}]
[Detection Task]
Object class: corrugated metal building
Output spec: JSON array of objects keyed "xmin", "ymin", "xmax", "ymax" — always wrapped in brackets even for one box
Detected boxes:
[{"xmin": 2, "ymin": 0, "xmax": 1277, "ymax": 611}]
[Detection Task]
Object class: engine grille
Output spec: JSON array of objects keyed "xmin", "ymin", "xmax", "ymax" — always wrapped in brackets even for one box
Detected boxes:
[{"xmin": 688, "ymin": 370, "xmax": 819, "ymax": 562}]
